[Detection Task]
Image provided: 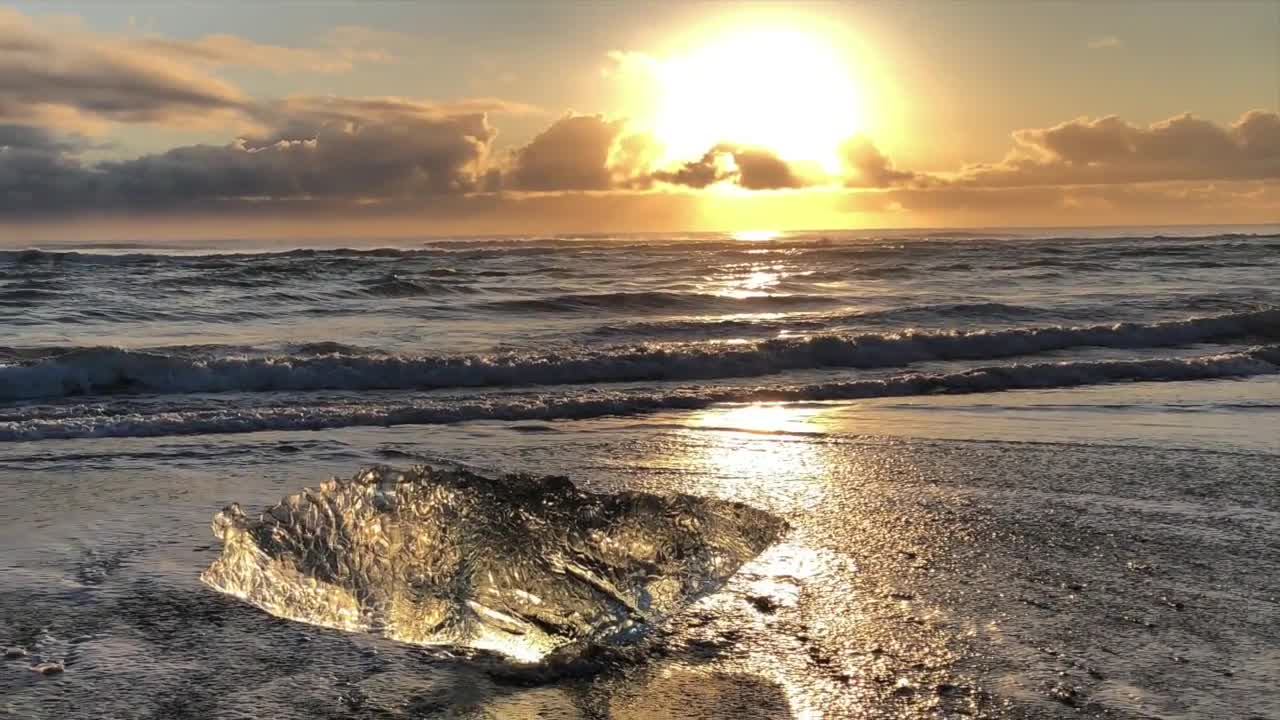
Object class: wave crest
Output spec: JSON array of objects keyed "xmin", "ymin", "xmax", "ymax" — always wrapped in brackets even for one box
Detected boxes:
[
  {"xmin": 2, "ymin": 310, "xmax": 1276, "ymax": 401},
  {"xmin": 6, "ymin": 345, "xmax": 1278, "ymax": 440}
]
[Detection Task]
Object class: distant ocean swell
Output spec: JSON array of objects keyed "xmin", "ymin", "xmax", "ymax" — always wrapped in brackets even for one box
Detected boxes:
[
  {"xmin": 1, "ymin": 310, "xmax": 1276, "ymax": 401},
  {"xmin": 4, "ymin": 345, "xmax": 1277, "ymax": 440}
]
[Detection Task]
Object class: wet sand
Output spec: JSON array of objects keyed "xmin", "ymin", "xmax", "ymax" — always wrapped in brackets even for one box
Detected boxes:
[{"xmin": 1, "ymin": 405, "xmax": 1277, "ymax": 718}]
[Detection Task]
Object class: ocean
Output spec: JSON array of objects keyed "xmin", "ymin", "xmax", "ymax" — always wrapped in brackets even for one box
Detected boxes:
[{"xmin": 2, "ymin": 228, "xmax": 1278, "ymax": 719}]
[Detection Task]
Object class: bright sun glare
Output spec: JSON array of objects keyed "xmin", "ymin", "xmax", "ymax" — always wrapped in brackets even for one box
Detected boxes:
[
  {"xmin": 731, "ymin": 230, "xmax": 780, "ymax": 242},
  {"xmin": 652, "ymin": 27, "xmax": 865, "ymax": 175}
]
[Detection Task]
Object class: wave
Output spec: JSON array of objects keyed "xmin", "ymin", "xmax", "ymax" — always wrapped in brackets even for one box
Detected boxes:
[
  {"xmin": 360, "ymin": 275, "xmax": 471, "ymax": 298},
  {"xmin": 0, "ymin": 288, "xmax": 64, "ymax": 304},
  {"xmin": 587, "ymin": 302, "xmax": 1058, "ymax": 339},
  {"xmin": 201, "ymin": 466, "xmax": 785, "ymax": 664},
  {"xmin": 6, "ymin": 345, "xmax": 1278, "ymax": 440},
  {"xmin": 6, "ymin": 232, "xmax": 1276, "ymax": 261},
  {"xmin": 483, "ymin": 291, "xmax": 838, "ymax": 314},
  {"xmin": 3, "ymin": 310, "xmax": 1277, "ymax": 401}
]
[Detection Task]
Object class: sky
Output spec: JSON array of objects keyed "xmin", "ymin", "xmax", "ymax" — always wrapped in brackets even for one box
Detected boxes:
[{"xmin": 1, "ymin": 0, "xmax": 1278, "ymax": 240}]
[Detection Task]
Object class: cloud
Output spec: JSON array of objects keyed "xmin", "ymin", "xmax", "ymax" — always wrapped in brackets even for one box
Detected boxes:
[
  {"xmin": 954, "ymin": 110, "xmax": 1280, "ymax": 187},
  {"xmin": 136, "ymin": 33, "xmax": 390, "ymax": 74},
  {"xmin": 651, "ymin": 147, "xmax": 734, "ymax": 189},
  {"xmin": 651, "ymin": 144, "xmax": 809, "ymax": 190},
  {"xmin": 0, "ymin": 8, "xmax": 250, "ymax": 131},
  {"xmin": 732, "ymin": 146, "xmax": 807, "ymax": 190},
  {"xmin": 0, "ymin": 99, "xmax": 497, "ymax": 214},
  {"xmin": 254, "ymin": 95, "xmax": 537, "ymax": 136},
  {"xmin": 840, "ymin": 136, "xmax": 919, "ymax": 188},
  {"xmin": 4, "ymin": 94, "xmax": 1280, "ymax": 228},
  {"xmin": 827, "ymin": 110, "xmax": 1280, "ymax": 223},
  {"xmin": 1087, "ymin": 36, "xmax": 1121, "ymax": 49},
  {"xmin": 0, "ymin": 123, "xmax": 91, "ymax": 212},
  {"xmin": 607, "ymin": 130, "xmax": 663, "ymax": 187},
  {"xmin": 505, "ymin": 113, "xmax": 625, "ymax": 191},
  {"xmin": 0, "ymin": 8, "xmax": 396, "ymax": 134},
  {"xmin": 0, "ymin": 123, "xmax": 83, "ymax": 153},
  {"xmin": 842, "ymin": 180, "xmax": 1280, "ymax": 227},
  {"xmin": 106, "ymin": 113, "xmax": 492, "ymax": 201},
  {"xmin": 645, "ymin": 110, "xmax": 1280, "ymax": 194}
]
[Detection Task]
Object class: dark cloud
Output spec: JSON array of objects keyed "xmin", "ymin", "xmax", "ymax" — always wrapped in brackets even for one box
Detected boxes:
[
  {"xmin": 0, "ymin": 124, "xmax": 90, "ymax": 212},
  {"xmin": 0, "ymin": 123, "xmax": 82, "ymax": 152},
  {"xmin": 651, "ymin": 147, "xmax": 730, "ymax": 189},
  {"xmin": 102, "ymin": 112, "xmax": 492, "ymax": 202},
  {"xmin": 732, "ymin": 146, "xmax": 806, "ymax": 190},
  {"xmin": 651, "ymin": 144, "xmax": 808, "ymax": 190},
  {"xmin": 0, "ymin": 105, "xmax": 495, "ymax": 214},
  {"xmin": 506, "ymin": 113, "xmax": 624, "ymax": 191}
]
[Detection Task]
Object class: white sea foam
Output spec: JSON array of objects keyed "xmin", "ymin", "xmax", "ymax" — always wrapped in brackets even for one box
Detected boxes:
[
  {"xmin": 5, "ymin": 345, "xmax": 1276, "ymax": 440},
  {"xmin": 2, "ymin": 310, "xmax": 1276, "ymax": 402}
]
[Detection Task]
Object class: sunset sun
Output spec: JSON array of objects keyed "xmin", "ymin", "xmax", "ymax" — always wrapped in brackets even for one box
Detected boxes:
[{"xmin": 650, "ymin": 27, "xmax": 866, "ymax": 175}]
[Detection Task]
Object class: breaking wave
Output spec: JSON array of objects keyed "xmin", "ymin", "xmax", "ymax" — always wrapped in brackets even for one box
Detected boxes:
[
  {"xmin": 2, "ymin": 310, "xmax": 1277, "ymax": 401},
  {"xmin": 7, "ymin": 345, "xmax": 1278, "ymax": 440},
  {"xmin": 200, "ymin": 465, "xmax": 786, "ymax": 664}
]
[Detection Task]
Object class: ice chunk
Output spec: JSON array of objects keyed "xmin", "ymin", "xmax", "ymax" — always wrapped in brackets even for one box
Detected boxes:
[{"xmin": 200, "ymin": 465, "xmax": 785, "ymax": 664}]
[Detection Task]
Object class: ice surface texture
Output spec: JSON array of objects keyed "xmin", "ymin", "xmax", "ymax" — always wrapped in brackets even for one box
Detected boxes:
[{"xmin": 201, "ymin": 465, "xmax": 786, "ymax": 663}]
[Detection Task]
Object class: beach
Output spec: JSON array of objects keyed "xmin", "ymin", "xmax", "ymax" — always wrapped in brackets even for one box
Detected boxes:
[{"xmin": 2, "ymin": 230, "xmax": 1279, "ymax": 718}]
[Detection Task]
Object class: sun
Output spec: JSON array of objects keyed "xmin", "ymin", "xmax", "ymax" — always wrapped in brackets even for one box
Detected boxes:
[{"xmin": 649, "ymin": 27, "xmax": 866, "ymax": 176}]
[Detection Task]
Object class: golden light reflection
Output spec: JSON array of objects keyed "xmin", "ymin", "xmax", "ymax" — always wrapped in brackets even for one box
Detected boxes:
[
  {"xmin": 693, "ymin": 402, "xmax": 824, "ymax": 434},
  {"xmin": 740, "ymin": 270, "xmax": 780, "ymax": 290},
  {"xmin": 680, "ymin": 402, "xmax": 835, "ymax": 514},
  {"xmin": 712, "ymin": 267, "xmax": 782, "ymax": 298},
  {"xmin": 675, "ymin": 402, "xmax": 841, "ymax": 718},
  {"xmin": 702, "ymin": 257, "xmax": 794, "ymax": 298}
]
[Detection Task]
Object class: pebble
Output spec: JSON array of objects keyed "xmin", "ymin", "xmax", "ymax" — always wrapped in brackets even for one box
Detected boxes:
[
  {"xmin": 1048, "ymin": 682, "xmax": 1081, "ymax": 707},
  {"xmin": 32, "ymin": 661, "xmax": 64, "ymax": 675},
  {"xmin": 747, "ymin": 595, "xmax": 780, "ymax": 614},
  {"xmin": 934, "ymin": 682, "xmax": 967, "ymax": 697}
]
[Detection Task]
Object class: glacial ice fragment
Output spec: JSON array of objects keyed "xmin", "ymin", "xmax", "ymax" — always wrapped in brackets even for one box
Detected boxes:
[{"xmin": 200, "ymin": 465, "xmax": 786, "ymax": 663}]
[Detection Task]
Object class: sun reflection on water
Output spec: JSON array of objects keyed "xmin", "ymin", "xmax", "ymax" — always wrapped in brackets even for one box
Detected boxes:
[
  {"xmin": 706, "ymin": 262, "xmax": 792, "ymax": 298},
  {"xmin": 674, "ymin": 402, "xmax": 850, "ymax": 720},
  {"xmin": 679, "ymin": 402, "xmax": 835, "ymax": 514},
  {"xmin": 692, "ymin": 402, "xmax": 827, "ymax": 434}
]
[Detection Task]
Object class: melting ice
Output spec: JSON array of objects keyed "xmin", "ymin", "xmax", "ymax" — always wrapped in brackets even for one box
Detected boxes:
[{"xmin": 200, "ymin": 465, "xmax": 786, "ymax": 664}]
